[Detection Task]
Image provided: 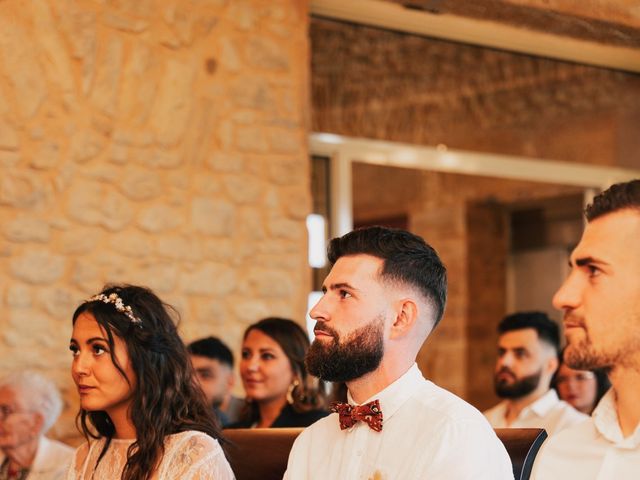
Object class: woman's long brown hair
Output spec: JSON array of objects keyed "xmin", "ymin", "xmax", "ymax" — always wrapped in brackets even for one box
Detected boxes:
[{"xmin": 73, "ymin": 284, "xmax": 224, "ymax": 480}]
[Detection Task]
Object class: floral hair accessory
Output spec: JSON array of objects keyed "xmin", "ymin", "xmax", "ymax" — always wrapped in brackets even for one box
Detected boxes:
[{"xmin": 89, "ymin": 292, "xmax": 143, "ymax": 327}]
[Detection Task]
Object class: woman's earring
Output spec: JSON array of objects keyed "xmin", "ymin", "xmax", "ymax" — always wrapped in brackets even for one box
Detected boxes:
[{"xmin": 287, "ymin": 379, "xmax": 300, "ymax": 404}]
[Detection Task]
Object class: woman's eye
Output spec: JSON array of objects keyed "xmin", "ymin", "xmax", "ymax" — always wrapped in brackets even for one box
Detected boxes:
[
  {"xmin": 92, "ymin": 345, "xmax": 107, "ymax": 356},
  {"xmin": 261, "ymin": 353, "xmax": 275, "ymax": 360},
  {"xmin": 241, "ymin": 350, "xmax": 251, "ymax": 360},
  {"xmin": 69, "ymin": 345, "xmax": 79, "ymax": 357}
]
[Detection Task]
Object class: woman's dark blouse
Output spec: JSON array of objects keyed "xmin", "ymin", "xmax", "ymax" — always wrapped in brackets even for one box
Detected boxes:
[{"xmin": 228, "ymin": 403, "xmax": 328, "ymax": 429}]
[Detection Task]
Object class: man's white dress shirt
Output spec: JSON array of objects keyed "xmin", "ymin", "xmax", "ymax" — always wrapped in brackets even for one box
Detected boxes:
[
  {"xmin": 484, "ymin": 389, "xmax": 587, "ymax": 436},
  {"xmin": 0, "ymin": 436, "xmax": 74, "ymax": 480},
  {"xmin": 284, "ymin": 364, "xmax": 513, "ymax": 480},
  {"xmin": 532, "ymin": 389, "xmax": 640, "ymax": 479}
]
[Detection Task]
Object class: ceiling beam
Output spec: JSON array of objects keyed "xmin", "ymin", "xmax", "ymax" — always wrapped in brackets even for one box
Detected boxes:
[{"xmin": 310, "ymin": 0, "xmax": 640, "ymax": 73}]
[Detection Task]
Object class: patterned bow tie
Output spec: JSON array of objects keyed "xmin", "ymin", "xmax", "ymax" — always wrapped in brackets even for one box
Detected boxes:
[{"xmin": 331, "ymin": 399, "xmax": 383, "ymax": 432}]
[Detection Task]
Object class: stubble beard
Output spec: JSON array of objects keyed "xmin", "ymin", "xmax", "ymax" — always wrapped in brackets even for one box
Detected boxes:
[{"xmin": 305, "ymin": 314, "xmax": 385, "ymax": 383}]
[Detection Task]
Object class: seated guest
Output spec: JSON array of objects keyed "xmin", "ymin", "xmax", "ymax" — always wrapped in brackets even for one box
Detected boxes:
[
  {"xmin": 188, "ymin": 336, "xmax": 244, "ymax": 426},
  {"xmin": 533, "ymin": 180, "xmax": 640, "ymax": 479},
  {"xmin": 553, "ymin": 348, "xmax": 610, "ymax": 415},
  {"xmin": 285, "ymin": 227, "xmax": 512, "ymax": 479},
  {"xmin": 67, "ymin": 285, "xmax": 234, "ymax": 479},
  {"xmin": 230, "ymin": 317, "xmax": 327, "ymax": 428},
  {"xmin": 484, "ymin": 311, "xmax": 587, "ymax": 435},
  {"xmin": 0, "ymin": 371, "xmax": 73, "ymax": 480}
]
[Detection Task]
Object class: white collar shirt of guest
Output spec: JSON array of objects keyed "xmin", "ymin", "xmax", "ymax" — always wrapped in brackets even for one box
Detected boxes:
[
  {"xmin": 284, "ymin": 363, "xmax": 513, "ymax": 480},
  {"xmin": 483, "ymin": 389, "xmax": 588, "ymax": 435},
  {"xmin": 532, "ymin": 389, "xmax": 640, "ymax": 480}
]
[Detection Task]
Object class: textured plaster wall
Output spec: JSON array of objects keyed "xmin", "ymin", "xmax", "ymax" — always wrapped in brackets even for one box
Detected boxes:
[{"xmin": 0, "ymin": 0, "xmax": 311, "ymax": 442}]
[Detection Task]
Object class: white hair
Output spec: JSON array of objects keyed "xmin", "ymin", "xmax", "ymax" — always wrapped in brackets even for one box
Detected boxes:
[{"xmin": 0, "ymin": 371, "xmax": 63, "ymax": 434}]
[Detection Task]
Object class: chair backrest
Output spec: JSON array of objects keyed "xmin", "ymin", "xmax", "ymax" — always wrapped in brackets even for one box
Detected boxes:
[
  {"xmin": 494, "ymin": 428, "xmax": 548, "ymax": 480},
  {"xmin": 223, "ymin": 428, "xmax": 302, "ymax": 480},
  {"xmin": 223, "ymin": 427, "xmax": 547, "ymax": 480}
]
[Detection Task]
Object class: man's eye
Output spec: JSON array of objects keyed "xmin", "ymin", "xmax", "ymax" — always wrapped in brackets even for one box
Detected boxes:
[
  {"xmin": 587, "ymin": 265, "xmax": 601, "ymax": 277},
  {"xmin": 339, "ymin": 290, "xmax": 352, "ymax": 299}
]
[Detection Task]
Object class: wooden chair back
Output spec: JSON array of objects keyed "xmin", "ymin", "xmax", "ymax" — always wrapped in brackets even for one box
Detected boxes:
[{"xmin": 223, "ymin": 427, "xmax": 547, "ymax": 480}]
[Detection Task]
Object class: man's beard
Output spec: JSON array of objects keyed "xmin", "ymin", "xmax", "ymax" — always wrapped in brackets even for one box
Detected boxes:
[
  {"xmin": 494, "ymin": 368, "xmax": 542, "ymax": 399},
  {"xmin": 305, "ymin": 315, "xmax": 385, "ymax": 382}
]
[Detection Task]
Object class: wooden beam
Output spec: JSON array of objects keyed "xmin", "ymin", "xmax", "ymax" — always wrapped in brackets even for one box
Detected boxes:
[{"xmin": 310, "ymin": 0, "xmax": 640, "ymax": 73}]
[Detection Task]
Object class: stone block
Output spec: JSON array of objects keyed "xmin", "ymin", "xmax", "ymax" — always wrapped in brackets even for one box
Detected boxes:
[
  {"xmin": 141, "ymin": 149, "xmax": 183, "ymax": 169},
  {"xmin": 89, "ymin": 36, "xmax": 123, "ymax": 116},
  {"xmin": 267, "ymin": 216, "xmax": 303, "ymax": 240},
  {"xmin": 70, "ymin": 128, "xmax": 106, "ymax": 163},
  {"xmin": 201, "ymin": 239, "xmax": 234, "ymax": 262},
  {"xmin": 0, "ymin": 151, "xmax": 21, "ymax": 168},
  {"xmin": 191, "ymin": 197, "xmax": 235, "ymax": 236},
  {"xmin": 206, "ymin": 152, "xmax": 244, "ymax": 173},
  {"xmin": 246, "ymin": 36, "xmax": 289, "ymax": 71},
  {"xmin": 268, "ymin": 127, "xmax": 300, "ymax": 154},
  {"xmin": 180, "ymin": 262, "xmax": 237, "ymax": 296},
  {"xmin": 3, "ymin": 217, "xmax": 50, "ymax": 243},
  {"xmin": 103, "ymin": 11, "xmax": 148, "ymax": 32},
  {"xmin": 109, "ymin": 231, "xmax": 153, "ymax": 258},
  {"xmin": 224, "ymin": 176, "xmax": 263, "ymax": 204},
  {"xmin": 0, "ymin": 119, "xmax": 19, "ymax": 150},
  {"xmin": 38, "ymin": 287, "xmax": 80, "ymax": 319},
  {"xmin": 119, "ymin": 168, "xmax": 162, "ymax": 201},
  {"xmin": 193, "ymin": 173, "xmax": 222, "ymax": 195},
  {"xmin": 0, "ymin": 17, "xmax": 47, "ymax": 118},
  {"xmin": 281, "ymin": 187, "xmax": 310, "ymax": 220},
  {"xmin": 10, "ymin": 250, "xmax": 66, "ymax": 285},
  {"xmin": 227, "ymin": 0, "xmax": 257, "ymax": 30},
  {"xmin": 235, "ymin": 126, "xmax": 269, "ymax": 153},
  {"xmin": 230, "ymin": 77, "xmax": 274, "ymax": 110},
  {"xmin": 246, "ymin": 269, "xmax": 294, "ymax": 298},
  {"xmin": 0, "ymin": 171, "xmax": 49, "ymax": 209},
  {"xmin": 231, "ymin": 299, "xmax": 270, "ymax": 323},
  {"xmin": 66, "ymin": 183, "xmax": 134, "ymax": 232},
  {"xmin": 151, "ymin": 59, "xmax": 194, "ymax": 147},
  {"xmin": 267, "ymin": 156, "xmax": 304, "ymax": 185},
  {"xmin": 220, "ymin": 37, "xmax": 242, "ymax": 72},
  {"xmin": 237, "ymin": 207, "xmax": 266, "ymax": 240},
  {"xmin": 127, "ymin": 263, "xmax": 179, "ymax": 293},
  {"xmin": 156, "ymin": 235, "xmax": 203, "ymax": 261},
  {"xmin": 6, "ymin": 284, "xmax": 32, "ymax": 308},
  {"xmin": 58, "ymin": 227, "xmax": 101, "ymax": 255},
  {"xmin": 137, "ymin": 205, "xmax": 184, "ymax": 233}
]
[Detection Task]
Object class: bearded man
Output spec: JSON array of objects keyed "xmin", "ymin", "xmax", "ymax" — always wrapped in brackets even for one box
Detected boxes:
[
  {"xmin": 484, "ymin": 312, "xmax": 586, "ymax": 435},
  {"xmin": 533, "ymin": 179, "xmax": 640, "ymax": 479},
  {"xmin": 284, "ymin": 226, "xmax": 512, "ymax": 480}
]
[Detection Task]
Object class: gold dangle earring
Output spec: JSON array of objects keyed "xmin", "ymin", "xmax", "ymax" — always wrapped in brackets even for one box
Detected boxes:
[{"xmin": 287, "ymin": 379, "xmax": 300, "ymax": 405}]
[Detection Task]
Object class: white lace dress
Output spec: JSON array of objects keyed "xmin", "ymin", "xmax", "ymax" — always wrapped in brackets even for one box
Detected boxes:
[{"xmin": 66, "ymin": 430, "xmax": 235, "ymax": 480}]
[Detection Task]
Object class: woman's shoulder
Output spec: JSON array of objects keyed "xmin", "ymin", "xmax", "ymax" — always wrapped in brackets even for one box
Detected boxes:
[
  {"xmin": 274, "ymin": 405, "xmax": 328, "ymax": 428},
  {"xmin": 158, "ymin": 431, "xmax": 233, "ymax": 479}
]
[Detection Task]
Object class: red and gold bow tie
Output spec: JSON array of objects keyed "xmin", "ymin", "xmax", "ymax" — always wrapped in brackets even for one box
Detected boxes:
[{"xmin": 330, "ymin": 399, "xmax": 383, "ymax": 432}]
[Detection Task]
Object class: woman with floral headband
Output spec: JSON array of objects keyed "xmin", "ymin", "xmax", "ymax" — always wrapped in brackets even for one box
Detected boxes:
[{"xmin": 66, "ymin": 284, "xmax": 234, "ymax": 480}]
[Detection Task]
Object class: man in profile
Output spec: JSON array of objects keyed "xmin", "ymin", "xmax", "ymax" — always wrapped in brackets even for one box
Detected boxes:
[
  {"xmin": 533, "ymin": 179, "xmax": 640, "ymax": 478},
  {"xmin": 188, "ymin": 336, "xmax": 243, "ymax": 427},
  {"xmin": 484, "ymin": 312, "xmax": 586, "ymax": 435},
  {"xmin": 285, "ymin": 226, "xmax": 512, "ymax": 479}
]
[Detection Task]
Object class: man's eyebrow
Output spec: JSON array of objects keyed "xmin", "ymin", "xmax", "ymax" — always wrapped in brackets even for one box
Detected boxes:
[
  {"xmin": 573, "ymin": 256, "xmax": 608, "ymax": 267},
  {"xmin": 323, "ymin": 282, "xmax": 357, "ymax": 293}
]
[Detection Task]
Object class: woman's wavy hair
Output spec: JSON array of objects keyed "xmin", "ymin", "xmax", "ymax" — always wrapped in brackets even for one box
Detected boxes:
[
  {"xmin": 72, "ymin": 284, "xmax": 223, "ymax": 480},
  {"xmin": 240, "ymin": 317, "xmax": 325, "ymax": 422}
]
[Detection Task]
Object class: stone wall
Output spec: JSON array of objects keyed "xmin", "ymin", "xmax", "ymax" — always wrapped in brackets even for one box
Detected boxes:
[{"xmin": 0, "ymin": 0, "xmax": 310, "ymax": 442}]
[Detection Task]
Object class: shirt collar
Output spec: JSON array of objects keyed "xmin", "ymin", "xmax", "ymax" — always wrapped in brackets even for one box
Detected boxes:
[
  {"xmin": 593, "ymin": 388, "xmax": 640, "ymax": 448},
  {"xmin": 527, "ymin": 389, "xmax": 561, "ymax": 417},
  {"xmin": 347, "ymin": 363, "xmax": 423, "ymax": 423}
]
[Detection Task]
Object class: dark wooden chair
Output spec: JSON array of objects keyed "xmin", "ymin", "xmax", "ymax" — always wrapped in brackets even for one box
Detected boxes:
[
  {"xmin": 223, "ymin": 427, "xmax": 547, "ymax": 480},
  {"xmin": 495, "ymin": 428, "xmax": 548, "ymax": 480}
]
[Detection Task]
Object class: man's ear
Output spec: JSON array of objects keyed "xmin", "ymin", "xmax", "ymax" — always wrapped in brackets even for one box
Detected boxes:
[
  {"xmin": 545, "ymin": 354, "xmax": 559, "ymax": 376},
  {"xmin": 390, "ymin": 299, "xmax": 418, "ymax": 340}
]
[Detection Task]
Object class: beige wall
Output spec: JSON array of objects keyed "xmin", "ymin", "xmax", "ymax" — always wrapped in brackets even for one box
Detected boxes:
[{"xmin": 0, "ymin": 0, "xmax": 311, "ymax": 442}]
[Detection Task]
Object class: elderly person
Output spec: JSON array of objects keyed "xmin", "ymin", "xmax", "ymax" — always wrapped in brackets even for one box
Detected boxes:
[{"xmin": 0, "ymin": 371, "xmax": 73, "ymax": 480}]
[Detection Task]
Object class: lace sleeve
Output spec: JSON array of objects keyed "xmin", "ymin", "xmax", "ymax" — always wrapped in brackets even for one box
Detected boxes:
[{"xmin": 159, "ymin": 431, "xmax": 235, "ymax": 480}]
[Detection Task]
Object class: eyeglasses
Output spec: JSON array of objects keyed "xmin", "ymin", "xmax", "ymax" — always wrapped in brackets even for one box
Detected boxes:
[{"xmin": 556, "ymin": 372, "xmax": 596, "ymax": 385}]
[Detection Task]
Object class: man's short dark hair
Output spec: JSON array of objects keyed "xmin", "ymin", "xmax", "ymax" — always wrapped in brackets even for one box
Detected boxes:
[
  {"xmin": 187, "ymin": 336, "xmax": 234, "ymax": 368},
  {"xmin": 585, "ymin": 179, "xmax": 640, "ymax": 222},
  {"xmin": 327, "ymin": 226, "xmax": 447, "ymax": 327},
  {"xmin": 497, "ymin": 311, "xmax": 560, "ymax": 354}
]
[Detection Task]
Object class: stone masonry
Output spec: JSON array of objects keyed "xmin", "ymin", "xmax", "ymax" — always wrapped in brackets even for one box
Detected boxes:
[{"xmin": 0, "ymin": 0, "xmax": 310, "ymax": 443}]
